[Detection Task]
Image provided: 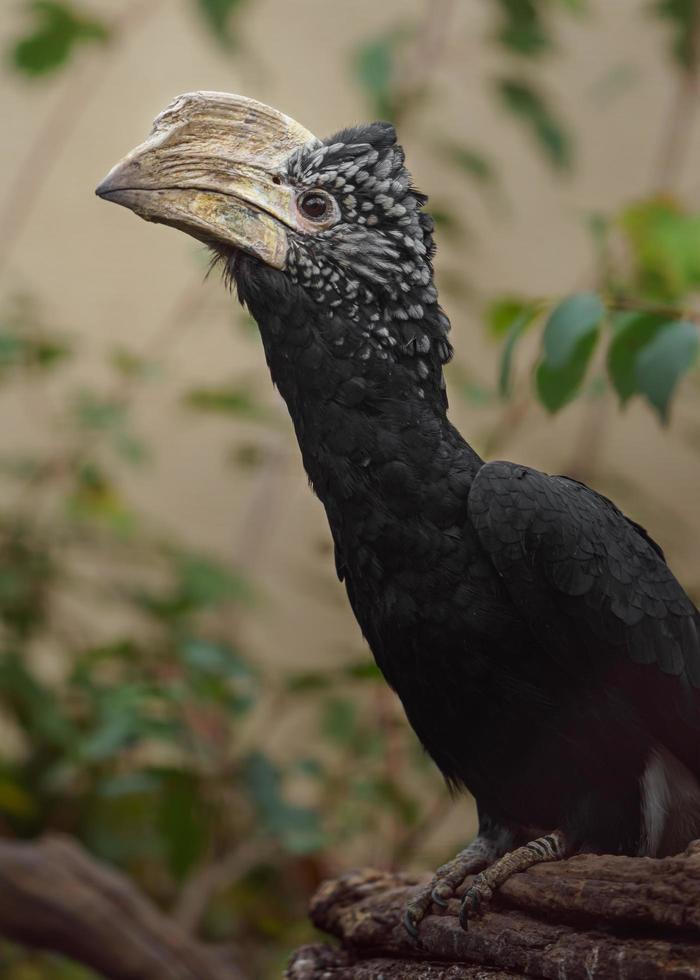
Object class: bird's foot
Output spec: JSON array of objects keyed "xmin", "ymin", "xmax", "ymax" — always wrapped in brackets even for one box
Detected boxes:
[
  {"xmin": 403, "ymin": 838, "xmax": 498, "ymax": 940},
  {"xmin": 459, "ymin": 872, "xmax": 494, "ymax": 926},
  {"xmin": 458, "ymin": 829, "xmax": 569, "ymax": 930}
]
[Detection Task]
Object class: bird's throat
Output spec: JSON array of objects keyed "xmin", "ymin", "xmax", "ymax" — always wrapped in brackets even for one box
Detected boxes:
[{"xmin": 235, "ymin": 278, "xmax": 479, "ymax": 617}]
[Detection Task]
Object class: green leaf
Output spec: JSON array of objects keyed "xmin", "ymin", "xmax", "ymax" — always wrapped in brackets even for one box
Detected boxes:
[
  {"xmin": 496, "ymin": 77, "xmax": 572, "ymax": 170},
  {"xmin": 0, "ymin": 652, "xmax": 76, "ymax": 750},
  {"xmin": 0, "ymin": 453, "xmax": 48, "ymax": 481},
  {"xmin": 184, "ymin": 383, "xmax": 267, "ymax": 419},
  {"xmin": 114, "ymin": 433, "xmax": 149, "ymax": 465},
  {"xmin": 67, "ymin": 462, "xmax": 134, "ymax": 533},
  {"xmin": 635, "ymin": 319, "xmax": 699, "ymax": 421},
  {"xmin": 542, "ymin": 293, "xmax": 604, "ymax": 368},
  {"xmin": 10, "ymin": 1, "xmax": 109, "ymax": 77},
  {"xmin": 157, "ymin": 770, "xmax": 208, "ymax": 878},
  {"xmin": 285, "ymin": 670, "xmax": 333, "ymax": 693},
  {"xmin": 343, "ymin": 660, "xmax": 382, "ymax": 682},
  {"xmin": 652, "ymin": 0, "xmax": 700, "ymax": 69},
  {"xmin": 78, "ymin": 705, "xmax": 138, "ymax": 761},
  {"xmin": 322, "ymin": 698, "xmax": 357, "ymax": 746},
  {"xmin": 430, "ymin": 205, "xmax": 469, "ymax": 242},
  {"xmin": 535, "ymin": 294, "xmax": 603, "ymax": 412},
  {"xmin": 294, "ymin": 757, "xmax": 324, "ymax": 779},
  {"xmin": 97, "ymin": 771, "xmax": 160, "ymax": 798},
  {"xmin": 0, "ymin": 325, "xmax": 70, "ymax": 373},
  {"xmin": 493, "ymin": 0, "xmax": 551, "ymax": 57},
  {"xmin": 0, "ymin": 529, "xmax": 53, "ymax": 639},
  {"xmin": 180, "ymin": 637, "xmax": 257, "ymax": 714},
  {"xmin": 486, "ymin": 296, "xmax": 541, "ymax": 338},
  {"xmin": 368, "ymin": 776, "xmax": 419, "ymax": 825},
  {"xmin": 606, "ymin": 311, "xmax": 668, "ymax": 403},
  {"xmin": 353, "ymin": 32, "xmax": 405, "ymax": 119},
  {"xmin": 110, "ymin": 346, "xmax": 157, "ymax": 380},
  {"xmin": 536, "ymin": 330, "xmax": 598, "ymax": 411},
  {"xmin": 498, "ymin": 311, "xmax": 530, "ymax": 397},
  {"xmin": 73, "ymin": 391, "xmax": 125, "ymax": 431},
  {"xmin": 194, "ymin": 0, "xmax": 247, "ymax": 48},
  {"xmin": 243, "ymin": 752, "xmax": 324, "ymax": 854},
  {"xmin": 181, "ymin": 637, "xmax": 236, "ymax": 674},
  {"xmin": 620, "ymin": 198, "xmax": 700, "ymax": 301},
  {"xmin": 71, "ymin": 391, "xmax": 147, "ymax": 466},
  {"xmin": 33, "ymin": 337, "xmax": 71, "ymax": 366},
  {"xmin": 0, "ymin": 777, "xmax": 36, "ymax": 818},
  {"xmin": 77, "ymin": 684, "xmax": 177, "ymax": 762},
  {"xmin": 0, "ymin": 333, "xmax": 23, "ymax": 367},
  {"xmin": 137, "ymin": 553, "xmax": 249, "ymax": 621},
  {"xmin": 175, "ymin": 553, "xmax": 250, "ymax": 608},
  {"xmin": 442, "ymin": 144, "xmax": 499, "ymax": 187},
  {"xmin": 456, "ymin": 380, "xmax": 495, "ymax": 406}
]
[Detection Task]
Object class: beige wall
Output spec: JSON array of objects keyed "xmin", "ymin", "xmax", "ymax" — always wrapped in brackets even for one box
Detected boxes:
[{"xmin": 3, "ymin": 0, "xmax": 700, "ymax": 859}]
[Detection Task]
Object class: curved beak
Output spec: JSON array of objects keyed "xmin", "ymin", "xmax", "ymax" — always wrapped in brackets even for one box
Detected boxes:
[{"xmin": 95, "ymin": 91, "xmax": 316, "ymax": 269}]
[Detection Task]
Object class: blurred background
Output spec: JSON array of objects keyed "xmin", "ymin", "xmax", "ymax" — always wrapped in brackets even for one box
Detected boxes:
[{"xmin": 2, "ymin": 0, "xmax": 700, "ymax": 976}]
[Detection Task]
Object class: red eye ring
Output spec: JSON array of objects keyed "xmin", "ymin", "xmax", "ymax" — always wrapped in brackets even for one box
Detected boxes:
[{"xmin": 298, "ymin": 190, "xmax": 332, "ymax": 221}]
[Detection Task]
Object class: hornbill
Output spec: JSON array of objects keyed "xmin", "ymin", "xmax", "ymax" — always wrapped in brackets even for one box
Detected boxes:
[{"xmin": 97, "ymin": 93, "xmax": 700, "ymax": 935}]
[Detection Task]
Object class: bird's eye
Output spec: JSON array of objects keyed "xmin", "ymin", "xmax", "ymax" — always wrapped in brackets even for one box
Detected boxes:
[{"xmin": 298, "ymin": 190, "xmax": 332, "ymax": 221}]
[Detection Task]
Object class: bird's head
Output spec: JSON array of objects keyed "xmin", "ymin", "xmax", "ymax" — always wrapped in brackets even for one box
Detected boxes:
[{"xmin": 97, "ymin": 92, "xmax": 452, "ymax": 399}]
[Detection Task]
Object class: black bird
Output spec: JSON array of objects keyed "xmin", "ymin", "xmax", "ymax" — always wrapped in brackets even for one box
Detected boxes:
[{"xmin": 97, "ymin": 93, "xmax": 700, "ymax": 934}]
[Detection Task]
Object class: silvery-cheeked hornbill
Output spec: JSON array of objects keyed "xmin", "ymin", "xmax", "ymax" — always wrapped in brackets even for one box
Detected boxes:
[{"xmin": 97, "ymin": 92, "xmax": 700, "ymax": 934}]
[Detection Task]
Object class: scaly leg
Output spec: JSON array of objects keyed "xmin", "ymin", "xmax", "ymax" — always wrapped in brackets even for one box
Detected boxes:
[
  {"xmin": 404, "ymin": 828, "xmax": 513, "ymax": 939},
  {"xmin": 459, "ymin": 828, "xmax": 570, "ymax": 929}
]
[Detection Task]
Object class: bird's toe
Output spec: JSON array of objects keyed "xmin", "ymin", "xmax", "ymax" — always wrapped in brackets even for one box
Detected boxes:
[
  {"xmin": 459, "ymin": 876, "xmax": 493, "ymax": 929},
  {"xmin": 403, "ymin": 907, "xmax": 420, "ymax": 940},
  {"xmin": 403, "ymin": 883, "xmax": 436, "ymax": 940},
  {"xmin": 431, "ymin": 881, "xmax": 452, "ymax": 907}
]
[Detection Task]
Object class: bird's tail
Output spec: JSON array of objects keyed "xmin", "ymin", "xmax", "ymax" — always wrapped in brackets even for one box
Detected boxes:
[{"xmin": 640, "ymin": 745, "xmax": 700, "ymax": 857}]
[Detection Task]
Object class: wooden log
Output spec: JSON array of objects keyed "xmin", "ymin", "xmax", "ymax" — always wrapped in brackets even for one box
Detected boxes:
[
  {"xmin": 0, "ymin": 835, "xmax": 245, "ymax": 980},
  {"xmin": 289, "ymin": 844, "xmax": 700, "ymax": 979},
  {"xmin": 287, "ymin": 944, "xmax": 521, "ymax": 978}
]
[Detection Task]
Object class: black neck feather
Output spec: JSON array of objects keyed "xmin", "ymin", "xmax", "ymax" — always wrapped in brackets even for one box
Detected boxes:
[{"xmin": 230, "ymin": 255, "xmax": 482, "ymax": 620}]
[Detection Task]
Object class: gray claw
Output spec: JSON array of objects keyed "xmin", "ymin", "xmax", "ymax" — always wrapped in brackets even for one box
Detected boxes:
[
  {"xmin": 431, "ymin": 886, "xmax": 450, "ymax": 908},
  {"xmin": 403, "ymin": 910, "xmax": 419, "ymax": 940},
  {"xmin": 460, "ymin": 886, "xmax": 487, "ymax": 930}
]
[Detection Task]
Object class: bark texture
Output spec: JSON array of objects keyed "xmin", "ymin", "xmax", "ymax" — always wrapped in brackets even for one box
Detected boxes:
[{"xmin": 288, "ymin": 844, "xmax": 700, "ymax": 979}]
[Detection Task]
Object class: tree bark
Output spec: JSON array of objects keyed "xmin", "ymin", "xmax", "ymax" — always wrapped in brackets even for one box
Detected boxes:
[
  {"xmin": 287, "ymin": 844, "xmax": 700, "ymax": 979},
  {"xmin": 0, "ymin": 835, "xmax": 245, "ymax": 980}
]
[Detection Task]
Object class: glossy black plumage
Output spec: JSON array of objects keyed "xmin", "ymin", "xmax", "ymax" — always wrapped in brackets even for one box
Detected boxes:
[{"xmin": 222, "ymin": 121, "xmax": 700, "ymax": 861}]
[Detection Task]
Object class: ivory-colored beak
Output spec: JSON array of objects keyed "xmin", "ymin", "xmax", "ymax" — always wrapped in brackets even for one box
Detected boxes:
[{"xmin": 95, "ymin": 91, "xmax": 317, "ymax": 269}]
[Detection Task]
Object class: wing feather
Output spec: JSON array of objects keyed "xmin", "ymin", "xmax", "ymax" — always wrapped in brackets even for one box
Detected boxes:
[{"xmin": 468, "ymin": 461, "xmax": 700, "ymax": 688}]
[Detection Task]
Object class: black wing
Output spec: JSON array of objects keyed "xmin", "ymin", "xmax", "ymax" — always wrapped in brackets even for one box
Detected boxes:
[{"xmin": 468, "ymin": 461, "xmax": 700, "ymax": 691}]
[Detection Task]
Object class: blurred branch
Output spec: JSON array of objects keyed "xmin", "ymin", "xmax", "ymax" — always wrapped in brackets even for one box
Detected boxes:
[
  {"xmin": 480, "ymin": 389, "xmax": 532, "ymax": 458},
  {"xmin": 653, "ymin": 1, "xmax": 700, "ymax": 190},
  {"xmin": 565, "ymin": 384, "xmax": 609, "ymax": 481},
  {"xmin": 0, "ymin": 834, "xmax": 247, "ymax": 980},
  {"xmin": 174, "ymin": 837, "xmax": 278, "ymax": 934},
  {"xmin": 0, "ymin": 0, "xmax": 162, "ymax": 281},
  {"xmin": 608, "ymin": 296, "xmax": 700, "ymax": 324},
  {"xmin": 566, "ymin": 29, "xmax": 700, "ymax": 475},
  {"xmin": 392, "ymin": 792, "xmax": 454, "ymax": 868},
  {"xmin": 393, "ymin": 0, "xmax": 458, "ymax": 114},
  {"xmin": 232, "ymin": 436, "xmax": 292, "ymax": 572}
]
